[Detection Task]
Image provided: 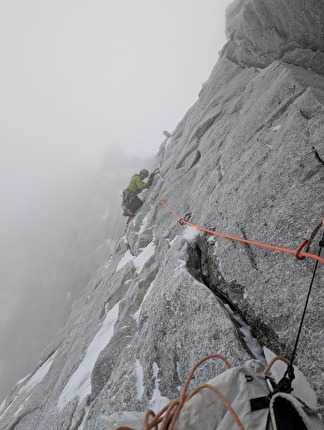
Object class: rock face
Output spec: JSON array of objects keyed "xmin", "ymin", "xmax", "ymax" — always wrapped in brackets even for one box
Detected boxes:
[
  {"xmin": 1, "ymin": 0, "xmax": 323, "ymax": 428},
  {"xmin": 224, "ymin": 0, "xmax": 324, "ymax": 70}
]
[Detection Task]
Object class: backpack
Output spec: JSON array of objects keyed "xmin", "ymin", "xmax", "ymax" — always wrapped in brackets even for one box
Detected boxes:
[{"xmin": 100, "ymin": 355, "xmax": 324, "ymax": 430}]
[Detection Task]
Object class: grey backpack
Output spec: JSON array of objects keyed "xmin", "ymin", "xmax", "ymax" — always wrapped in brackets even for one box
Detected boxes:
[{"xmin": 100, "ymin": 358, "xmax": 323, "ymax": 430}]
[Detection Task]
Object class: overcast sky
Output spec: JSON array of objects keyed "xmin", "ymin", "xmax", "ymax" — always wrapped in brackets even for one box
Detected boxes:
[
  {"xmin": 0, "ymin": 0, "xmax": 233, "ymax": 286},
  {"xmin": 0, "ymin": 0, "xmax": 233, "ymax": 400},
  {"xmin": 0, "ymin": 0, "xmax": 232, "ymax": 205}
]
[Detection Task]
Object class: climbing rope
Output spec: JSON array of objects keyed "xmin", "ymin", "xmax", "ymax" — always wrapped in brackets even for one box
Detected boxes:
[
  {"xmin": 291, "ymin": 232, "xmax": 324, "ymax": 364},
  {"xmin": 262, "ymin": 356, "xmax": 290, "ymax": 376},
  {"xmin": 275, "ymin": 232, "xmax": 324, "ymax": 394},
  {"xmin": 116, "ymin": 354, "xmax": 246, "ymax": 430},
  {"xmin": 105, "ymin": 204, "xmax": 122, "ymax": 259},
  {"xmin": 158, "ymin": 193, "xmax": 324, "ymax": 265},
  {"xmin": 158, "ymin": 193, "xmax": 324, "ymax": 395},
  {"xmin": 115, "ymin": 353, "xmax": 300, "ymax": 430}
]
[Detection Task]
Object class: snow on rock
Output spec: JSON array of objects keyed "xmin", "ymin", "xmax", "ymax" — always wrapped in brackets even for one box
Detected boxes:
[
  {"xmin": 13, "ymin": 395, "xmax": 30, "ymax": 418},
  {"xmin": 138, "ymin": 213, "xmax": 151, "ymax": 235},
  {"xmin": 1, "ymin": 0, "xmax": 324, "ymax": 428},
  {"xmin": 133, "ymin": 241, "xmax": 156, "ymax": 272},
  {"xmin": 183, "ymin": 225, "xmax": 200, "ymax": 244},
  {"xmin": 58, "ymin": 302, "xmax": 119, "ymax": 411},
  {"xmin": 18, "ymin": 351, "xmax": 58, "ymax": 396},
  {"xmin": 132, "ymin": 280, "xmax": 156, "ymax": 323},
  {"xmin": 147, "ymin": 363, "xmax": 170, "ymax": 413},
  {"xmin": 116, "ymin": 241, "xmax": 156, "ymax": 273},
  {"xmin": 135, "ymin": 359, "xmax": 145, "ymax": 401},
  {"xmin": 0, "ymin": 351, "xmax": 57, "ymax": 424},
  {"xmin": 116, "ymin": 249, "xmax": 133, "ymax": 272}
]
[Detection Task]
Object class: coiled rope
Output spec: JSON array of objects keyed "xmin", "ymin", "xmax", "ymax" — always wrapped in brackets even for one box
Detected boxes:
[
  {"xmin": 115, "ymin": 354, "xmax": 294, "ymax": 430},
  {"xmin": 116, "ymin": 354, "xmax": 246, "ymax": 430},
  {"xmin": 158, "ymin": 193, "xmax": 324, "ymax": 265}
]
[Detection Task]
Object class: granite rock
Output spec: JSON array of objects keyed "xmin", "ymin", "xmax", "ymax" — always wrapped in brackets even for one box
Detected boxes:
[{"xmin": 0, "ymin": 0, "xmax": 323, "ymax": 429}]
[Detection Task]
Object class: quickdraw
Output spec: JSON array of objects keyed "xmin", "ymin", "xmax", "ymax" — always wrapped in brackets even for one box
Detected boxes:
[{"xmin": 295, "ymin": 218, "xmax": 324, "ymax": 260}]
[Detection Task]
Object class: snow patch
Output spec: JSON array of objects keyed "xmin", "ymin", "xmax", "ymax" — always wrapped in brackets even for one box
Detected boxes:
[
  {"xmin": 0, "ymin": 352, "xmax": 57, "ymax": 421},
  {"xmin": 132, "ymin": 280, "xmax": 156, "ymax": 323},
  {"xmin": 135, "ymin": 359, "xmax": 145, "ymax": 401},
  {"xmin": 19, "ymin": 351, "xmax": 58, "ymax": 396},
  {"xmin": 224, "ymin": 304, "xmax": 265, "ymax": 364},
  {"xmin": 169, "ymin": 235, "xmax": 178, "ymax": 246},
  {"xmin": 58, "ymin": 302, "xmax": 119, "ymax": 411},
  {"xmin": 116, "ymin": 242, "xmax": 156, "ymax": 273},
  {"xmin": 133, "ymin": 242, "xmax": 156, "ymax": 272},
  {"xmin": 147, "ymin": 363, "xmax": 169, "ymax": 413},
  {"xmin": 138, "ymin": 213, "xmax": 150, "ymax": 235},
  {"xmin": 183, "ymin": 225, "xmax": 200, "ymax": 243},
  {"xmin": 117, "ymin": 250, "xmax": 133, "ymax": 271},
  {"xmin": 16, "ymin": 374, "xmax": 31, "ymax": 386},
  {"xmin": 13, "ymin": 395, "xmax": 30, "ymax": 418}
]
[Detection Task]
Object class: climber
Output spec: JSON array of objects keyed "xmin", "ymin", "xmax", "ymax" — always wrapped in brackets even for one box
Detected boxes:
[{"xmin": 122, "ymin": 169, "xmax": 154, "ymax": 221}]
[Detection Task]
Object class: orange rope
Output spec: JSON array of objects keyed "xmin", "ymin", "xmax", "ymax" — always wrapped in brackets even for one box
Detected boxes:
[
  {"xmin": 115, "ymin": 353, "xmax": 295, "ymax": 430},
  {"xmin": 183, "ymin": 384, "xmax": 245, "ymax": 430},
  {"xmin": 262, "ymin": 356, "xmax": 290, "ymax": 376},
  {"xmin": 158, "ymin": 193, "xmax": 324, "ymax": 265},
  {"xmin": 116, "ymin": 354, "xmax": 246, "ymax": 430}
]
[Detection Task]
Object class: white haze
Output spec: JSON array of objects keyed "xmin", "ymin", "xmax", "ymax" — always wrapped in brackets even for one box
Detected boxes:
[{"xmin": 0, "ymin": 0, "xmax": 232, "ymax": 401}]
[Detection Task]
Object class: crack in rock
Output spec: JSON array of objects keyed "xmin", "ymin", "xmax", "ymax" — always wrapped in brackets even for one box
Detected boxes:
[
  {"xmin": 186, "ymin": 242, "xmax": 263, "ymax": 360},
  {"xmin": 313, "ymin": 146, "xmax": 324, "ymax": 167},
  {"xmin": 186, "ymin": 236, "xmax": 288, "ymax": 358}
]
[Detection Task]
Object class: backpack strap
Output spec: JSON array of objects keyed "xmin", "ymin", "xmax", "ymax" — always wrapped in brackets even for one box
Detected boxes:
[{"xmin": 269, "ymin": 392, "xmax": 324, "ymax": 430}]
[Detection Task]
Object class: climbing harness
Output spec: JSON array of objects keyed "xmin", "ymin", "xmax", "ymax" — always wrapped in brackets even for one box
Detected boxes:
[
  {"xmin": 158, "ymin": 193, "xmax": 324, "ymax": 265},
  {"xmin": 122, "ymin": 168, "xmax": 161, "ymax": 226}
]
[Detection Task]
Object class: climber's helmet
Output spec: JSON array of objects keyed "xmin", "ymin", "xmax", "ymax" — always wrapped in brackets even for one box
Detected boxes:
[{"xmin": 139, "ymin": 169, "xmax": 149, "ymax": 179}]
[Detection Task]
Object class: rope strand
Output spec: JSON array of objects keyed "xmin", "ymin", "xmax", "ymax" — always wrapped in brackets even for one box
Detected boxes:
[
  {"xmin": 158, "ymin": 192, "xmax": 324, "ymax": 265},
  {"xmin": 116, "ymin": 354, "xmax": 246, "ymax": 430},
  {"xmin": 290, "ymin": 233, "xmax": 324, "ymax": 366}
]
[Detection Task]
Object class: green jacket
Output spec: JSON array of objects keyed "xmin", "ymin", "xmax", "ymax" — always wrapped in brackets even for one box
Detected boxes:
[{"xmin": 127, "ymin": 173, "xmax": 150, "ymax": 195}]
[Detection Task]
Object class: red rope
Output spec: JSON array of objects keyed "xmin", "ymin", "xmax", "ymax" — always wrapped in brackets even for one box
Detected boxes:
[
  {"xmin": 116, "ymin": 354, "xmax": 245, "ymax": 430},
  {"xmin": 158, "ymin": 194, "xmax": 324, "ymax": 265}
]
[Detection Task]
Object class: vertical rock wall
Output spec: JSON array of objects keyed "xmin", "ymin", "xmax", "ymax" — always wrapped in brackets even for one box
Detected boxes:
[{"xmin": 0, "ymin": 0, "xmax": 323, "ymax": 429}]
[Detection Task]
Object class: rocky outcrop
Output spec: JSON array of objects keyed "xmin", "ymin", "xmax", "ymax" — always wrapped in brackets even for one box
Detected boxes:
[
  {"xmin": 0, "ymin": 0, "xmax": 323, "ymax": 429},
  {"xmin": 223, "ymin": 0, "xmax": 324, "ymax": 70}
]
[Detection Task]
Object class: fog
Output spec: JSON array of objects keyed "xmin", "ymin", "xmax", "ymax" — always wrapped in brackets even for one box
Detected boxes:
[{"xmin": 0, "ymin": 0, "xmax": 231, "ymax": 401}]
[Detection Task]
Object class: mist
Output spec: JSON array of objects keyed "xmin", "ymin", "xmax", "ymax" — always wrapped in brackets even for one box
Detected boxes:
[
  {"xmin": 0, "ymin": 0, "xmax": 231, "ymax": 402},
  {"xmin": 0, "ymin": 144, "xmax": 154, "ymax": 402}
]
